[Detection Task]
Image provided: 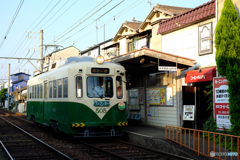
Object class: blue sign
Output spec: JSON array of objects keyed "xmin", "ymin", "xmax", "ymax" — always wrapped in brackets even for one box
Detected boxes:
[{"xmin": 94, "ymin": 101, "xmax": 110, "ymax": 106}]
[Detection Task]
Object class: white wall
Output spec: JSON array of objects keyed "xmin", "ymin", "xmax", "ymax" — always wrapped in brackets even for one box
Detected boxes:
[
  {"xmin": 162, "ymin": 19, "xmax": 217, "ymax": 68},
  {"xmin": 119, "ymin": 38, "xmax": 126, "ymax": 55}
]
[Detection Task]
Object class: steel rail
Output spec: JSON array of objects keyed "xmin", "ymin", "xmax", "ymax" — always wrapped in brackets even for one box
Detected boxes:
[
  {"xmin": 0, "ymin": 116, "xmax": 73, "ymax": 160},
  {"xmin": 117, "ymin": 140, "xmax": 192, "ymax": 160},
  {"xmin": 0, "ymin": 140, "xmax": 14, "ymax": 160},
  {"xmin": 79, "ymin": 141, "xmax": 128, "ymax": 160}
]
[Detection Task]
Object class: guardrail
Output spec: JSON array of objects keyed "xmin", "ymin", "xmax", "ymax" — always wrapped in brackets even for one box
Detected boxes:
[{"xmin": 165, "ymin": 125, "xmax": 239, "ymax": 160}]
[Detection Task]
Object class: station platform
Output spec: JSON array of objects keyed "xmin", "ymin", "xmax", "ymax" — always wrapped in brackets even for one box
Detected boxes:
[{"xmin": 126, "ymin": 124, "xmax": 215, "ymax": 160}]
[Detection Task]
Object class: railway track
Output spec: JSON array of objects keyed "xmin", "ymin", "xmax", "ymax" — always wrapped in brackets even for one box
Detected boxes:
[
  {"xmin": 0, "ymin": 116, "xmax": 71, "ymax": 160},
  {"xmin": 0, "ymin": 109, "xmax": 193, "ymax": 159}
]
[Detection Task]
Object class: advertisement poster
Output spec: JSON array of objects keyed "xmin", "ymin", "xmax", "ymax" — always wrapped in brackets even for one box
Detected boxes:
[
  {"xmin": 149, "ymin": 88, "xmax": 166, "ymax": 105},
  {"xmin": 139, "ymin": 88, "xmax": 144, "ymax": 104},
  {"xmin": 129, "ymin": 89, "xmax": 139, "ymax": 110},
  {"xmin": 183, "ymin": 105, "xmax": 195, "ymax": 121},
  {"xmin": 147, "ymin": 106, "xmax": 151, "ymax": 117},
  {"xmin": 166, "ymin": 87, "xmax": 173, "ymax": 105},
  {"xmin": 213, "ymin": 77, "xmax": 231, "ymax": 130}
]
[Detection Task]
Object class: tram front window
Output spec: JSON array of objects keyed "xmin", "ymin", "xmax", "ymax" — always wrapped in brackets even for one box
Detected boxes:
[{"xmin": 87, "ymin": 77, "xmax": 113, "ymax": 98}]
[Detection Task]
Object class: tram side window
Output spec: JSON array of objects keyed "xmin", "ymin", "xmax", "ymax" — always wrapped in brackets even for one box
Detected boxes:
[
  {"xmin": 49, "ymin": 81, "xmax": 52, "ymax": 98},
  {"xmin": 76, "ymin": 77, "xmax": 82, "ymax": 98},
  {"xmin": 116, "ymin": 76, "xmax": 123, "ymax": 99},
  {"xmin": 63, "ymin": 78, "xmax": 68, "ymax": 98},
  {"xmin": 53, "ymin": 80, "xmax": 57, "ymax": 98},
  {"xmin": 29, "ymin": 86, "xmax": 32, "ymax": 99},
  {"xmin": 36, "ymin": 85, "xmax": 39, "ymax": 99},
  {"xmin": 44, "ymin": 82, "xmax": 47, "ymax": 99},
  {"xmin": 34, "ymin": 85, "xmax": 37, "ymax": 99},
  {"xmin": 39, "ymin": 84, "xmax": 43, "ymax": 98},
  {"xmin": 32, "ymin": 85, "xmax": 35, "ymax": 99},
  {"xmin": 58, "ymin": 79, "xmax": 62, "ymax": 98}
]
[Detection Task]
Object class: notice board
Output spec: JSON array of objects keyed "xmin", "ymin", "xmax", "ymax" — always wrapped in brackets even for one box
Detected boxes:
[{"xmin": 213, "ymin": 77, "xmax": 231, "ymax": 130}]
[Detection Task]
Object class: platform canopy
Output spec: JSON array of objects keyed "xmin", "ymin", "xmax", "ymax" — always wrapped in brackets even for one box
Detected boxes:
[{"xmin": 105, "ymin": 48, "xmax": 195, "ymax": 74}]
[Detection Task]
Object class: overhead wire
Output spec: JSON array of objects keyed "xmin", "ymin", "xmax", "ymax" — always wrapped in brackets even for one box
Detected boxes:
[
  {"xmin": 44, "ymin": 0, "xmax": 78, "ymax": 30},
  {"xmin": 56, "ymin": 0, "xmax": 125, "ymax": 45},
  {"xmin": 47, "ymin": 0, "xmax": 106, "ymax": 45},
  {"xmin": 0, "ymin": 0, "xmax": 53, "ymax": 67},
  {"xmin": 0, "ymin": 0, "xmax": 24, "ymax": 50},
  {"xmin": 53, "ymin": 0, "xmax": 112, "ymax": 44},
  {"xmin": 31, "ymin": 0, "xmax": 61, "ymax": 32},
  {"xmin": 73, "ymin": 0, "xmax": 145, "ymax": 44},
  {"xmin": 28, "ymin": 0, "xmax": 54, "ymax": 32},
  {"xmin": 38, "ymin": 0, "xmax": 70, "ymax": 30},
  {"xmin": 4, "ymin": 0, "xmax": 60, "ymax": 76}
]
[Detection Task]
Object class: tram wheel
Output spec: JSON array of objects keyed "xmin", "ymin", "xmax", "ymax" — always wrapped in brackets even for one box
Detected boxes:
[
  {"xmin": 53, "ymin": 122, "xmax": 58, "ymax": 132},
  {"xmin": 50, "ymin": 120, "xmax": 58, "ymax": 132},
  {"xmin": 31, "ymin": 116, "xmax": 35, "ymax": 123}
]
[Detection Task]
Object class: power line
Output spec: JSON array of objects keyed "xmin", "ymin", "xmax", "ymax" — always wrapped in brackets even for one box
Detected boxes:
[
  {"xmin": 0, "ymin": 0, "xmax": 24, "ymax": 49},
  {"xmin": 52, "ymin": 0, "xmax": 111, "ymax": 44},
  {"xmin": 47, "ymin": 0, "xmax": 106, "ymax": 45},
  {"xmin": 31, "ymin": 0, "xmax": 61, "ymax": 32},
  {"xmin": 73, "ymin": 0, "xmax": 145, "ymax": 45},
  {"xmin": 28, "ymin": 0, "xmax": 54, "ymax": 31},
  {"xmin": 44, "ymin": 0, "xmax": 78, "ymax": 30},
  {"xmin": 0, "ymin": 0, "xmax": 53, "ymax": 66},
  {"xmin": 38, "ymin": 0, "xmax": 70, "ymax": 30},
  {"xmin": 57, "ymin": 0, "xmax": 125, "ymax": 44}
]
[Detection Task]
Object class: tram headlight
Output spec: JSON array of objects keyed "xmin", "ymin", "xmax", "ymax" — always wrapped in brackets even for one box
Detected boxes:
[{"xmin": 96, "ymin": 55, "xmax": 104, "ymax": 64}]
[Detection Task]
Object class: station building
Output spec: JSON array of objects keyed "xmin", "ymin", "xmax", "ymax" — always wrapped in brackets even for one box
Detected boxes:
[
  {"xmin": 103, "ymin": 0, "xmax": 218, "ymax": 129},
  {"xmin": 46, "ymin": 0, "xmax": 240, "ymax": 130}
]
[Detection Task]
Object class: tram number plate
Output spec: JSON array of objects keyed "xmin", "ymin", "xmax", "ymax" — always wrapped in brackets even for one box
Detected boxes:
[
  {"xmin": 95, "ymin": 108, "xmax": 107, "ymax": 114},
  {"xmin": 94, "ymin": 101, "xmax": 110, "ymax": 106}
]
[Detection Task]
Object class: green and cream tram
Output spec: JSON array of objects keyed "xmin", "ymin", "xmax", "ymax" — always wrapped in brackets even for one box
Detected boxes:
[{"xmin": 27, "ymin": 56, "xmax": 127, "ymax": 137}]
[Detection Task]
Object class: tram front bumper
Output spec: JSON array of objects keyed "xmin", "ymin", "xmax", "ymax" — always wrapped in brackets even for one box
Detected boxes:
[{"xmin": 71, "ymin": 121, "xmax": 128, "ymax": 128}]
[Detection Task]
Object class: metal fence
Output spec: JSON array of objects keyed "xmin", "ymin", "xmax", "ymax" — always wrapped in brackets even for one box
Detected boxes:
[{"xmin": 165, "ymin": 125, "xmax": 239, "ymax": 160}]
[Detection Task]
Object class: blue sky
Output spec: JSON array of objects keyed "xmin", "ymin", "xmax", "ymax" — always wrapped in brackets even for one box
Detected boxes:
[{"xmin": 0, "ymin": 0, "xmax": 211, "ymax": 82}]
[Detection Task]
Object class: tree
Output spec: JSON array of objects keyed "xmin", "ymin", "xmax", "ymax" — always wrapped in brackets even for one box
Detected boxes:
[
  {"xmin": 215, "ymin": 0, "xmax": 240, "ymax": 76},
  {"xmin": 215, "ymin": 0, "xmax": 240, "ymax": 136},
  {"xmin": 0, "ymin": 88, "xmax": 8, "ymax": 103}
]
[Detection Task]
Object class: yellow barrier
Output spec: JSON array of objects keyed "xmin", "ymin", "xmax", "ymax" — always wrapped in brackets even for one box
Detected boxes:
[{"xmin": 165, "ymin": 125, "xmax": 239, "ymax": 160}]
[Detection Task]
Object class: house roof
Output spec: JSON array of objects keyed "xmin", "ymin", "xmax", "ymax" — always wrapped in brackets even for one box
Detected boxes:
[
  {"xmin": 80, "ymin": 38, "xmax": 112, "ymax": 55},
  {"xmin": 157, "ymin": 0, "xmax": 215, "ymax": 35},
  {"xmin": 45, "ymin": 46, "xmax": 80, "ymax": 58},
  {"xmin": 10, "ymin": 72, "xmax": 31, "ymax": 76},
  {"xmin": 139, "ymin": 4, "xmax": 192, "ymax": 31},
  {"xmin": 124, "ymin": 21, "xmax": 142, "ymax": 30},
  {"xmin": 155, "ymin": 4, "xmax": 192, "ymax": 15},
  {"xmin": 112, "ymin": 21, "xmax": 142, "ymax": 42}
]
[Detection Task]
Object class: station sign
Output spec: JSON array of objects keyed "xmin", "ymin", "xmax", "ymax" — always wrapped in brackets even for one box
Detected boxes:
[{"xmin": 158, "ymin": 66, "xmax": 177, "ymax": 71}]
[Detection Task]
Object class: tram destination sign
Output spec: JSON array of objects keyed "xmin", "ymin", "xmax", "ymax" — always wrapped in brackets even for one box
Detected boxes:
[
  {"xmin": 158, "ymin": 66, "xmax": 177, "ymax": 71},
  {"xmin": 91, "ymin": 68, "xmax": 109, "ymax": 74}
]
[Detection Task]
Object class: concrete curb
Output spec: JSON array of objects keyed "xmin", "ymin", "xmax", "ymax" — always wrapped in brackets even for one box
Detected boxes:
[{"xmin": 125, "ymin": 131, "xmax": 197, "ymax": 160}]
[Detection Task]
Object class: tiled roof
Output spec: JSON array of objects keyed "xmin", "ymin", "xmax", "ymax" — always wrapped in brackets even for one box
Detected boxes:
[
  {"xmin": 157, "ymin": 0, "xmax": 215, "ymax": 35},
  {"xmin": 124, "ymin": 21, "xmax": 142, "ymax": 31},
  {"xmin": 155, "ymin": 4, "xmax": 192, "ymax": 15}
]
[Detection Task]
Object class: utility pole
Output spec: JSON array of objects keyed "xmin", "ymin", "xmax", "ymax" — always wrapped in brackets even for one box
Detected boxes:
[
  {"xmin": 40, "ymin": 30, "xmax": 43, "ymax": 72},
  {"xmin": 8, "ymin": 63, "xmax": 10, "ymax": 109},
  {"xmin": 26, "ymin": 30, "xmax": 43, "ymax": 72}
]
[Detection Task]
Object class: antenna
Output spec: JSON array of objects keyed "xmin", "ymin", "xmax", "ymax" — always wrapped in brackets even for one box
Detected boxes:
[{"xmin": 147, "ymin": 0, "xmax": 154, "ymax": 11}]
